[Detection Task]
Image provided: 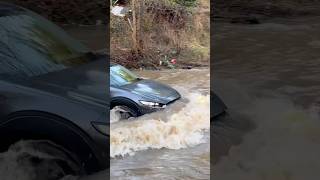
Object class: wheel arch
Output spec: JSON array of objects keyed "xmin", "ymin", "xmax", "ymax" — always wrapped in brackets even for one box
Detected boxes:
[
  {"xmin": 110, "ymin": 97, "xmax": 141, "ymax": 115},
  {"xmin": 0, "ymin": 110, "xmax": 103, "ymax": 174}
]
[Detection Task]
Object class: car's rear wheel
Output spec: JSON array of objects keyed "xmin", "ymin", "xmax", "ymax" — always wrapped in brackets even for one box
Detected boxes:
[{"xmin": 7, "ymin": 140, "xmax": 85, "ymax": 179}]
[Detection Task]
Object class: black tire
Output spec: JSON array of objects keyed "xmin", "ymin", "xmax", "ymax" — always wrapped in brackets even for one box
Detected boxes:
[
  {"xmin": 111, "ymin": 99, "xmax": 140, "ymax": 120},
  {"xmin": 0, "ymin": 112, "xmax": 104, "ymax": 174},
  {"xmin": 8, "ymin": 140, "xmax": 85, "ymax": 179},
  {"xmin": 112, "ymin": 105, "xmax": 138, "ymax": 120}
]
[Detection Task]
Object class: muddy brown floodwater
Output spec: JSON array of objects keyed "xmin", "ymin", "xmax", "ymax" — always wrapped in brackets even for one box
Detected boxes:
[
  {"xmin": 212, "ymin": 16, "xmax": 320, "ymax": 179},
  {"xmin": 110, "ymin": 68, "xmax": 210, "ymax": 179}
]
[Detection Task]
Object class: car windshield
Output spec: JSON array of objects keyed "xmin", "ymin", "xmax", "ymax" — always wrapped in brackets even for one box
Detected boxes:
[
  {"xmin": 110, "ymin": 65, "xmax": 139, "ymax": 86},
  {"xmin": 0, "ymin": 6, "xmax": 96, "ymax": 78}
]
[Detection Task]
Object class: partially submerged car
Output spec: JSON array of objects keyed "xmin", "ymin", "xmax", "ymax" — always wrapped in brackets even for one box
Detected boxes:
[
  {"xmin": 110, "ymin": 64, "xmax": 181, "ymax": 119},
  {"xmin": 0, "ymin": 2, "xmax": 108, "ymax": 176},
  {"xmin": 110, "ymin": 64, "xmax": 227, "ymax": 120}
]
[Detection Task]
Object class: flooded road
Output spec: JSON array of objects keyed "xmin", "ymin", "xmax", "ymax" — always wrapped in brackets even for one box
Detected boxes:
[
  {"xmin": 110, "ymin": 69, "xmax": 210, "ymax": 179},
  {"xmin": 213, "ymin": 16, "xmax": 320, "ymax": 179}
]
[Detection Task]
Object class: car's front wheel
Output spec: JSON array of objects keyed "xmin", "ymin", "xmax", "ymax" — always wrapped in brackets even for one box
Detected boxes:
[
  {"xmin": 5, "ymin": 140, "xmax": 85, "ymax": 179},
  {"xmin": 112, "ymin": 105, "xmax": 138, "ymax": 120}
]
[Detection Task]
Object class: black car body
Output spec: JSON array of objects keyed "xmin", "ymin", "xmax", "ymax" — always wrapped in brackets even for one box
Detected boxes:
[
  {"xmin": 110, "ymin": 64, "xmax": 181, "ymax": 118},
  {"xmin": 0, "ymin": 2, "xmax": 108, "ymax": 174}
]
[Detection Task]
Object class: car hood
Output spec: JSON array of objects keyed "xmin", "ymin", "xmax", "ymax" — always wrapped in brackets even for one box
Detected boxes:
[
  {"xmin": 28, "ymin": 57, "xmax": 109, "ymax": 107},
  {"xmin": 120, "ymin": 79, "xmax": 181, "ymax": 104}
]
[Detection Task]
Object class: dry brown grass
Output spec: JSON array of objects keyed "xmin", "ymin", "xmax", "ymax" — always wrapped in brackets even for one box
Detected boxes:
[{"xmin": 111, "ymin": 0, "xmax": 210, "ymax": 69}]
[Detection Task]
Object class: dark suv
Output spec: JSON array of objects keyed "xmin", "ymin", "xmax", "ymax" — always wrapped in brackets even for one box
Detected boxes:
[
  {"xmin": 110, "ymin": 64, "xmax": 181, "ymax": 119},
  {"xmin": 0, "ymin": 2, "xmax": 108, "ymax": 176}
]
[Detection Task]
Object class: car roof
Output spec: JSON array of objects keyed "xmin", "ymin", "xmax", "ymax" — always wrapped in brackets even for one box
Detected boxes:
[{"xmin": 0, "ymin": 2, "xmax": 25, "ymax": 17}]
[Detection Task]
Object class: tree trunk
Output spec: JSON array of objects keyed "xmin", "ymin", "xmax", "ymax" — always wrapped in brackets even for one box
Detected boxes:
[{"xmin": 131, "ymin": 0, "xmax": 143, "ymax": 54}]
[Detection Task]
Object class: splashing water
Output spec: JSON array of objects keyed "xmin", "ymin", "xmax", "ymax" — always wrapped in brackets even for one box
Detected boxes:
[
  {"xmin": 212, "ymin": 87, "xmax": 320, "ymax": 180},
  {"xmin": 211, "ymin": 17, "xmax": 320, "ymax": 179},
  {"xmin": 110, "ymin": 69, "xmax": 210, "ymax": 179},
  {"xmin": 110, "ymin": 91, "xmax": 210, "ymax": 157},
  {"xmin": 0, "ymin": 140, "xmax": 80, "ymax": 180},
  {"xmin": 110, "ymin": 107, "xmax": 123, "ymax": 123}
]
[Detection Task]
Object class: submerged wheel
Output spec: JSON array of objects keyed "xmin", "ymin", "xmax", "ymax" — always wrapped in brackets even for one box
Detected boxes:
[
  {"xmin": 113, "ymin": 105, "xmax": 138, "ymax": 120},
  {"xmin": 8, "ymin": 140, "xmax": 85, "ymax": 179}
]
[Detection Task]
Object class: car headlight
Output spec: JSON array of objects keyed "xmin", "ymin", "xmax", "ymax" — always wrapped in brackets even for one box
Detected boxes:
[
  {"xmin": 92, "ymin": 122, "xmax": 109, "ymax": 136},
  {"xmin": 139, "ymin": 100, "xmax": 166, "ymax": 108}
]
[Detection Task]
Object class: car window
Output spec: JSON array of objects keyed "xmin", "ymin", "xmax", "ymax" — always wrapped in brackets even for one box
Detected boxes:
[
  {"xmin": 0, "ymin": 9, "xmax": 95, "ymax": 78},
  {"xmin": 110, "ymin": 65, "xmax": 139, "ymax": 86},
  {"xmin": 0, "ymin": 29, "xmax": 20, "ymax": 77}
]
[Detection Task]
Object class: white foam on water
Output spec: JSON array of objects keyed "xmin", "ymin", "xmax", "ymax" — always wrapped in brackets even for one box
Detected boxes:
[
  {"xmin": 110, "ymin": 107, "xmax": 122, "ymax": 123},
  {"xmin": 110, "ymin": 90, "xmax": 210, "ymax": 157}
]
